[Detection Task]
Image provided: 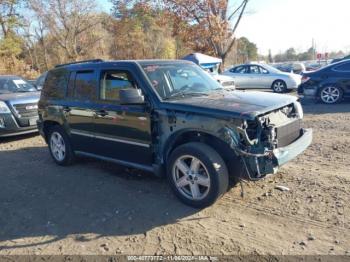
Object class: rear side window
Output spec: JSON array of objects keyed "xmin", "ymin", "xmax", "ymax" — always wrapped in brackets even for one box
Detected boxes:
[
  {"xmin": 249, "ymin": 65, "xmax": 260, "ymax": 74},
  {"xmin": 73, "ymin": 71, "xmax": 96, "ymax": 101},
  {"xmin": 99, "ymin": 70, "xmax": 137, "ymax": 102},
  {"xmin": 333, "ymin": 62, "xmax": 350, "ymax": 72},
  {"xmin": 43, "ymin": 69, "xmax": 69, "ymax": 99}
]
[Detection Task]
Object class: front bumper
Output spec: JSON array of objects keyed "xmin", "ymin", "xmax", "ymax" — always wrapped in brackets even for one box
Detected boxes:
[
  {"xmin": 0, "ymin": 113, "xmax": 38, "ymax": 137},
  {"xmin": 238, "ymin": 128, "xmax": 312, "ymax": 180},
  {"xmin": 273, "ymin": 128, "xmax": 312, "ymax": 166}
]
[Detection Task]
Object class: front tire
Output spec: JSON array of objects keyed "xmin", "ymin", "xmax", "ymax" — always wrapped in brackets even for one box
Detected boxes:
[
  {"xmin": 48, "ymin": 125, "xmax": 75, "ymax": 166},
  {"xmin": 319, "ymin": 86, "xmax": 343, "ymax": 104},
  {"xmin": 167, "ymin": 142, "xmax": 229, "ymax": 208},
  {"xmin": 272, "ymin": 80, "xmax": 287, "ymax": 93}
]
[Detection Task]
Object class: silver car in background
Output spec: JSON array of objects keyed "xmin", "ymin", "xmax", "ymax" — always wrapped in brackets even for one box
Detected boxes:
[{"xmin": 223, "ymin": 63, "xmax": 302, "ymax": 93}]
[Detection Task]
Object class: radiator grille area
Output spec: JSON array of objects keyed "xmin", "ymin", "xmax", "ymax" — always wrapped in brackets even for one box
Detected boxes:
[
  {"xmin": 276, "ymin": 119, "xmax": 301, "ymax": 147},
  {"xmin": 13, "ymin": 103, "xmax": 38, "ymax": 118}
]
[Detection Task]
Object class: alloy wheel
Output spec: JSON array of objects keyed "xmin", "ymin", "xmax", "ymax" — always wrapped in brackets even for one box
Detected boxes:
[
  {"xmin": 273, "ymin": 81, "xmax": 285, "ymax": 93},
  {"xmin": 172, "ymin": 155, "xmax": 211, "ymax": 201},
  {"xmin": 320, "ymin": 86, "xmax": 340, "ymax": 104},
  {"xmin": 50, "ymin": 131, "xmax": 66, "ymax": 162}
]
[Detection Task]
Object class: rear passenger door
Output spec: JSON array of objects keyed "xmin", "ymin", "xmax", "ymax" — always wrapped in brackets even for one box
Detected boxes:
[
  {"xmin": 92, "ymin": 67, "xmax": 152, "ymax": 166},
  {"xmin": 65, "ymin": 70, "xmax": 98, "ymax": 153}
]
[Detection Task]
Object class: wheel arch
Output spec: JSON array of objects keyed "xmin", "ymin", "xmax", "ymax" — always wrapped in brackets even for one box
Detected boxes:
[
  {"xmin": 163, "ymin": 129, "xmax": 243, "ymax": 178},
  {"xmin": 42, "ymin": 120, "xmax": 61, "ymax": 142},
  {"xmin": 317, "ymin": 82, "xmax": 345, "ymax": 96},
  {"xmin": 271, "ymin": 78, "xmax": 286, "ymax": 88}
]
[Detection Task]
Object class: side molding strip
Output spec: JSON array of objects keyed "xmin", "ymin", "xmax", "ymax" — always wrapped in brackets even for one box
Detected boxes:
[{"xmin": 70, "ymin": 129, "xmax": 150, "ymax": 148}]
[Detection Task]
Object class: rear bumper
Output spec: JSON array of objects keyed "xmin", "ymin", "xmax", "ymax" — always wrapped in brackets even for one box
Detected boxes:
[
  {"xmin": 287, "ymin": 83, "xmax": 299, "ymax": 90},
  {"xmin": 273, "ymin": 128, "xmax": 312, "ymax": 166},
  {"xmin": 0, "ymin": 113, "xmax": 38, "ymax": 137},
  {"xmin": 298, "ymin": 84, "xmax": 318, "ymax": 98}
]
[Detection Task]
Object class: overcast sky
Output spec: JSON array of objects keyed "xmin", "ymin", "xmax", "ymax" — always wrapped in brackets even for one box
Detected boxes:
[
  {"xmin": 100, "ymin": 0, "xmax": 350, "ymax": 56},
  {"xmin": 236, "ymin": 0, "xmax": 350, "ymax": 55}
]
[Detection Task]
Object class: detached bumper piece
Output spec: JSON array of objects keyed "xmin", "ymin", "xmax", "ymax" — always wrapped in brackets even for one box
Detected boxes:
[{"xmin": 273, "ymin": 128, "xmax": 312, "ymax": 166}]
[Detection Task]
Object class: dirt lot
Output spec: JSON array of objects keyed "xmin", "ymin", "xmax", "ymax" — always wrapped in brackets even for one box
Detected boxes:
[{"xmin": 0, "ymin": 102, "xmax": 349, "ymax": 256}]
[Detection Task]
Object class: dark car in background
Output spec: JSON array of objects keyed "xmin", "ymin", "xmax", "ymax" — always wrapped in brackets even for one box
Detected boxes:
[
  {"xmin": 298, "ymin": 59, "xmax": 350, "ymax": 104},
  {"xmin": 0, "ymin": 75, "xmax": 40, "ymax": 137}
]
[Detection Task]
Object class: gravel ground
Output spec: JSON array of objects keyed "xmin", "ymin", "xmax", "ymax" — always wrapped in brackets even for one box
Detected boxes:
[{"xmin": 0, "ymin": 102, "xmax": 349, "ymax": 256}]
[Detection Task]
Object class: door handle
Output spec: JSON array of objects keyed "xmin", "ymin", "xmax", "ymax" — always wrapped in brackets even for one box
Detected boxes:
[{"xmin": 95, "ymin": 110, "xmax": 108, "ymax": 117}]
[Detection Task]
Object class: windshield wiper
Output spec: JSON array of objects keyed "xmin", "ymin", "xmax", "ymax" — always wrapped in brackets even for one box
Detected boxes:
[{"xmin": 164, "ymin": 92, "xmax": 209, "ymax": 100}]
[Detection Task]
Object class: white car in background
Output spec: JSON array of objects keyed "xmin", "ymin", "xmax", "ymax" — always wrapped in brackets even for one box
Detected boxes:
[{"xmin": 223, "ymin": 63, "xmax": 302, "ymax": 93}]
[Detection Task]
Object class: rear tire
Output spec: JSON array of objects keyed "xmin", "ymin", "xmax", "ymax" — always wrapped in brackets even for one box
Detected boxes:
[
  {"xmin": 48, "ymin": 125, "xmax": 75, "ymax": 166},
  {"xmin": 272, "ymin": 80, "xmax": 287, "ymax": 93},
  {"xmin": 319, "ymin": 85, "xmax": 343, "ymax": 104},
  {"xmin": 167, "ymin": 142, "xmax": 229, "ymax": 208}
]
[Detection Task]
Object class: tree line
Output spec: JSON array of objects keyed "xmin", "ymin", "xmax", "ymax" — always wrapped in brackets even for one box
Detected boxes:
[
  {"xmin": 269, "ymin": 47, "xmax": 346, "ymax": 63},
  {"xmin": 0, "ymin": 0, "xmax": 259, "ymax": 78}
]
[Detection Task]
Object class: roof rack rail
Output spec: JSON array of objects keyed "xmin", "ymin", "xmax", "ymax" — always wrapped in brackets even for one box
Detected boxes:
[{"xmin": 55, "ymin": 59, "xmax": 104, "ymax": 68}]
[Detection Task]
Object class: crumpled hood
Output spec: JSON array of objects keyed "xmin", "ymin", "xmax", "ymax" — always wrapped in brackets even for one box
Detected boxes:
[
  {"xmin": 163, "ymin": 90, "xmax": 298, "ymax": 120},
  {"xmin": 0, "ymin": 91, "xmax": 40, "ymax": 103}
]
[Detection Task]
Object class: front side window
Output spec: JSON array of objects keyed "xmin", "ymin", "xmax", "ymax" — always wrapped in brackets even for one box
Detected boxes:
[
  {"xmin": 74, "ymin": 71, "xmax": 96, "ymax": 100},
  {"xmin": 142, "ymin": 63, "xmax": 223, "ymax": 100},
  {"xmin": 100, "ymin": 70, "xmax": 137, "ymax": 102}
]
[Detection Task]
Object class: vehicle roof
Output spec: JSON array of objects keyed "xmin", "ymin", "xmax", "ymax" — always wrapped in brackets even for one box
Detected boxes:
[{"xmin": 54, "ymin": 59, "xmax": 194, "ymax": 70}]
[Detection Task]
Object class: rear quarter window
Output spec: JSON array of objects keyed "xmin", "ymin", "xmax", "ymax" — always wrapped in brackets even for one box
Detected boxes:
[
  {"xmin": 333, "ymin": 62, "xmax": 350, "ymax": 72},
  {"xmin": 43, "ymin": 69, "xmax": 69, "ymax": 99}
]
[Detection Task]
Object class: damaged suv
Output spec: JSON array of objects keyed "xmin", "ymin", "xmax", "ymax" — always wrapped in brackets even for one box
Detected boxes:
[{"xmin": 38, "ymin": 59, "xmax": 312, "ymax": 207}]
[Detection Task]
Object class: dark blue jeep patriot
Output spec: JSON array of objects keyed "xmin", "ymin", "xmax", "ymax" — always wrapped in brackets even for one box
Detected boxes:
[
  {"xmin": 37, "ymin": 59, "xmax": 312, "ymax": 207},
  {"xmin": 0, "ymin": 75, "xmax": 40, "ymax": 137}
]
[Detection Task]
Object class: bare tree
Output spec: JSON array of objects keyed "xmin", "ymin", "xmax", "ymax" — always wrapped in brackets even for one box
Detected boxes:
[
  {"xmin": 165, "ymin": 0, "xmax": 249, "ymax": 68},
  {"xmin": 28, "ymin": 0, "xmax": 104, "ymax": 61}
]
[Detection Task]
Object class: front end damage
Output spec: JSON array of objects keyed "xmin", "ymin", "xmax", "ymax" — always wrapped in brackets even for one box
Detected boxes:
[{"xmin": 223, "ymin": 102, "xmax": 312, "ymax": 180}]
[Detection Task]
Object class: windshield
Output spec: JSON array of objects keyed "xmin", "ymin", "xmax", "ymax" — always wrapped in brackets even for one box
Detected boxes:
[
  {"xmin": 0, "ymin": 78, "xmax": 37, "ymax": 94},
  {"xmin": 142, "ymin": 63, "xmax": 224, "ymax": 100}
]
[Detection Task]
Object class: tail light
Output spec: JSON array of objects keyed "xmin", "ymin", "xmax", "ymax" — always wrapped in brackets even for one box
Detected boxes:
[{"xmin": 301, "ymin": 75, "xmax": 310, "ymax": 83}]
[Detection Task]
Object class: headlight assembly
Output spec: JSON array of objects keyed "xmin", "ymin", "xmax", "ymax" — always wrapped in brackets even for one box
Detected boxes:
[{"xmin": 0, "ymin": 101, "xmax": 11, "ymax": 113}]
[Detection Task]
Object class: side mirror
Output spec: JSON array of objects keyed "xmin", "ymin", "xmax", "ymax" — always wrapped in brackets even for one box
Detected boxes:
[{"xmin": 119, "ymin": 88, "xmax": 145, "ymax": 105}]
